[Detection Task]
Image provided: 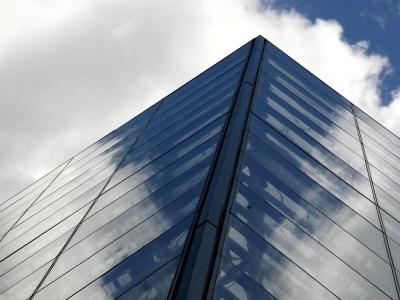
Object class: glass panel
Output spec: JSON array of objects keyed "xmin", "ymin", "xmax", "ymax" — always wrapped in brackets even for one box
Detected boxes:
[
  {"xmin": 233, "ymin": 182, "xmax": 395, "ymax": 297},
  {"xmin": 70, "ymin": 219, "xmax": 188, "ymax": 300},
  {"xmin": 16, "ymin": 164, "xmax": 113, "ymax": 228},
  {"xmin": 253, "ymin": 97, "xmax": 370, "ymax": 196},
  {"xmin": 44, "ymin": 180, "xmax": 202, "ymax": 284},
  {"xmin": 388, "ymin": 238, "xmax": 400, "ymax": 272},
  {"xmin": 68, "ymin": 102, "xmax": 157, "ymax": 167},
  {"xmin": 367, "ymin": 148, "xmax": 400, "ymax": 190},
  {"xmin": 144, "ymin": 69, "xmax": 239, "ymax": 142},
  {"xmin": 0, "ymin": 176, "xmax": 105, "ymax": 258},
  {"xmin": 241, "ymin": 136, "xmax": 387, "ymax": 259},
  {"xmin": 266, "ymin": 44, "xmax": 352, "ymax": 112},
  {"xmin": 213, "ymin": 258, "xmax": 276, "ymax": 300},
  {"xmin": 34, "ymin": 208, "xmax": 196, "ymax": 299},
  {"xmin": 222, "ymin": 216, "xmax": 337, "ymax": 299},
  {"xmin": 38, "ymin": 130, "xmax": 137, "ymax": 201},
  {"xmin": 103, "ymin": 114, "xmax": 225, "ymax": 200},
  {"xmin": 255, "ymin": 76, "xmax": 365, "ymax": 166},
  {"xmin": 355, "ymin": 106, "xmax": 400, "ymax": 151},
  {"xmin": 70, "ymin": 149, "xmax": 211, "ymax": 249},
  {"xmin": 2, "ymin": 179, "xmax": 104, "ymax": 245},
  {"xmin": 0, "ymin": 261, "xmax": 51, "ymax": 300},
  {"xmin": 360, "ymin": 129, "xmax": 400, "ymax": 172},
  {"xmin": 117, "ymin": 258, "xmax": 178, "ymax": 300},
  {"xmin": 110, "ymin": 95, "xmax": 229, "ymax": 188},
  {"xmin": 230, "ymin": 187, "xmax": 393, "ymax": 299},
  {"xmin": 0, "ymin": 231, "xmax": 69, "ymax": 294},
  {"xmin": 0, "ymin": 203, "xmax": 89, "ymax": 271},
  {"xmin": 248, "ymin": 116, "xmax": 380, "ymax": 228},
  {"xmin": 0, "ymin": 161, "xmax": 68, "ymax": 215},
  {"xmin": 148, "ymin": 69, "xmax": 239, "ymax": 132},
  {"xmin": 156, "ymin": 42, "xmax": 248, "ymax": 114}
]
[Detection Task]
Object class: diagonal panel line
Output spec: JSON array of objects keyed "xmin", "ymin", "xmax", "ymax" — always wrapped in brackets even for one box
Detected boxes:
[
  {"xmin": 0, "ymin": 158, "xmax": 73, "ymax": 245},
  {"xmin": 352, "ymin": 103, "xmax": 400, "ymax": 300},
  {"xmin": 28, "ymin": 101, "xmax": 163, "ymax": 300}
]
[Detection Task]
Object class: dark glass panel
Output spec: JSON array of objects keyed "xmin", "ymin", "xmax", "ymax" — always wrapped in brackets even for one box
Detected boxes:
[
  {"xmin": 222, "ymin": 216, "xmax": 338, "ymax": 299},
  {"xmin": 34, "ymin": 205, "xmax": 196, "ymax": 299},
  {"xmin": 213, "ymin": 258, "xmax": 276, "ymax": 300},
  {"xmin": 241, "ymin": 136, "xmax": 387, "ymax": 259},
  {"xmin": 255, "ymin": 76, "xmax": 364, "ymax": 163},
  {"xmin": 70, "ymin": 219, "xmax": 189, "ymax": 300},
  {"xmin": 148, "ymin": 68, "xmax": 239, "ymax": 132},
  {"xmin": 109, "ymin": 95, "xmax": 229, "ymax": 189},
  {"xmin": 233, "ymin": 182, "xmax": 395, "ymax": 297},
  {"xmin": 156, "ymin": 43, "xmax": 248, "ymax": 114},
  {"xmin": 44, "ymin": 181, "xmax": 202, "ymax": 285},
  {"xmin": 99, "ymin": 119, "xmax": 223, "ymax": 208},
  {"xmin": 248, "ymin": 116, "xmax": 380, "ymax": 227},
  {"xmin": 117, "ymin": 258, "xmax": 178, "ymax": 300},
  {"xmin": 70, "ymin": 148, "xmax": 210, "ymax": 248},
  {"xmin": 37, "ymin": 129, "xmax": 137, "ymax": 201},
  {"xmin": 253, "ymin": 97, "xmax": 370, "ymax": 196},
  {"xmin": 231, "ymin": 187, "xmax": 393, "ymax": 299},
  {"xmin": 266, "ymin": 44, "xmax": 352, "ymax": 112}
]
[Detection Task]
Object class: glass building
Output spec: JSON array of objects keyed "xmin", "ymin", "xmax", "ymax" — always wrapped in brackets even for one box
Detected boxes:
[{"xmin": 1, "ymin": 35, "xmax": 400, "ymax": 299}]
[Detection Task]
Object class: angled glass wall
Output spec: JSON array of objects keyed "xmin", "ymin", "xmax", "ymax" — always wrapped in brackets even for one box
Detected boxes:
[
  {"xmin": 0, "ymin": 41, "xmax": 250, "ymax": 300},
  {"xmin": 2, "ymin": 36, "xmax": 400, "ymax": 300},
  {"xmin": 211, "ymin": 42, "xmax": 400, "ymax": 300}
]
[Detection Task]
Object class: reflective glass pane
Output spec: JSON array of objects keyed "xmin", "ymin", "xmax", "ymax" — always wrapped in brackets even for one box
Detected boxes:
[
  {"xmin": 222, "ymin": 216, "xmax": 338, "ymax": 299},
  {"xmin": 233, "ymin": 182, "xmax": 395, "ymax": 297},
  {"xmin": 241, "ymin": 135, "xmax": 387, "ymax": 260},
  {"xmin": 248, "ymin": 117, "xmax": 380, "ymax": 228},
  {"xmin": 117, "ymin": 258, "xmax": 178, "ymax": 300},
  {"xmin": 70, "ymin": 219, "xmax": 189, "ymax": 300},
  {"xmin": 213, "ymin": 258, "xmax": 276, "ymax": 300}
]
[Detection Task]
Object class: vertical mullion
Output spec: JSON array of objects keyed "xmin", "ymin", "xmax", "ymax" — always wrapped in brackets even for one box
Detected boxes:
[
  {"xmin": 28, "ymin": 101, "xmax": 163, "ymax": 300},
  {"xmin": 351, "ymin": 103, "xmax": 400, "ymax": 299},
  {"xmin": 167, "ymin": 36, "xmax": 265, "ymax": 300}
]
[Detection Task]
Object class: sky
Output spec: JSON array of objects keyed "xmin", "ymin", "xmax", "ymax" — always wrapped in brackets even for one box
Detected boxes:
[{"xmin": 0, "ymin": 0, "xmax": 399, "ymax": 200}]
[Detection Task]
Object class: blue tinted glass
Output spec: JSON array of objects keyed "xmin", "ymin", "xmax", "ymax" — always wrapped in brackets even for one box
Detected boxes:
[
  {"xmin": 213, "ymin": 258, "xmax": 276, "ymax": 300},
  {"xmin": 156, "ymin": 43, "xmax": 248, "ymax": 114},
  {"xmin": 233, "ymin": 183, "xmax": 395, "ymax": 297},
  {"xmin": 222, "ymin": 216, "xmax": 337, "ymax": 299},
  {"xmin": 69, "ymin": 219, "xmax": 190, "ymax": 300},
  {"xmin": 248, "ymin": 116, "xmax": 380, "ymax": 228},
  {"xmin": 266, "ymin": 44, "xmax": 352, "ymax": 112},
  {"xmin": 107, "ymin": 106, "xmax": 227, "ymax": 190},
  {"xmin": 98, "ymin": 124, "xmax": 222, "ymax": 209},
  {"xmin": 241, "ymin": 135, "xmax": 387, "ymax": 259},
  {"xmin": 34, "ymin": 200, "xmax": 196, "ymax": 299},
  {"xmin": 117, "ymin": 258, "xmax": 179, "ymax": 300},
  {"xmin": 254, "ymin": 78, "xmax": 365, "ymax": 170}
]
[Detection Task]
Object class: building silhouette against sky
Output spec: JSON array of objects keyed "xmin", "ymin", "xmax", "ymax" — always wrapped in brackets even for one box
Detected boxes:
[{"xmin": 1, "ymin": 35, "xmax": 400, "ymax": 299}]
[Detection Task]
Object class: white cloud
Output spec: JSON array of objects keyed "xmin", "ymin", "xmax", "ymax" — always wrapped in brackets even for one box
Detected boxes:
[{"xmin": 0, "ymin": 0, "xmax": 399, "ymax": 200}]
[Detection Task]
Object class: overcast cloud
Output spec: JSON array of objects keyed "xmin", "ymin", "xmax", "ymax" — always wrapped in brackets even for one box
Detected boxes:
[{"xmin": 1, "ymin": 0, "xmax": 399, "ymax": 200}]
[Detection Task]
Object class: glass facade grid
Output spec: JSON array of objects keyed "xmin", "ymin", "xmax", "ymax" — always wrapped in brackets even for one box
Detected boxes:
[{"xmin": 2, "ymin": 36, "xmax": 400, "ymax": 300}]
